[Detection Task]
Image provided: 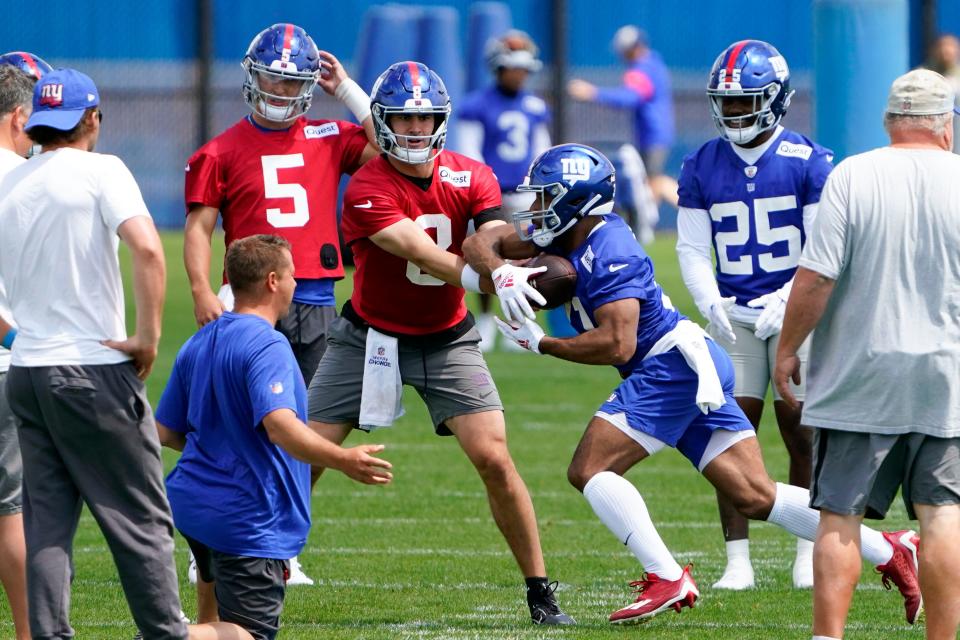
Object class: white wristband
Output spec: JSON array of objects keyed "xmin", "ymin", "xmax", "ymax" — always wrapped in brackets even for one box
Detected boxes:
[
  {"xmin": 335, "ymin": 78, "xmax": 371, "ymax": 123},
  {"xmin": 460, "ymin": 264, "xmax": 483, "ymax": 293}
]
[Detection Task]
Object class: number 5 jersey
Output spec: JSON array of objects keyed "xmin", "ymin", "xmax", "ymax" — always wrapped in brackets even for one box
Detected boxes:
[{"xmin": 184, "ymin": 115, "xmax": 369, "ymax": 283}]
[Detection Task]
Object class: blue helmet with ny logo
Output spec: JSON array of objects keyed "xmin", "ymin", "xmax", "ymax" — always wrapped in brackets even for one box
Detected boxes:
[
  {"xmin": 514, "ymin": 144, "xmax": 616, "ymax": 248},
  {"xmin": 706, "ymin": 40, "xmax": 794, "ymax": 144}
]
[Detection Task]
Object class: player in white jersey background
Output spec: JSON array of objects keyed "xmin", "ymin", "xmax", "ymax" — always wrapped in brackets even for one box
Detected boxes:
[{"xmin": 676, "ymin": 40, "xmax": 834, "ymax": 590}]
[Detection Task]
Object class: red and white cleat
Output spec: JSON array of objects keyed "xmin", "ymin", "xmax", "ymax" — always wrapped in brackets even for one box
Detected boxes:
[
  {"xmin": 609, "ymin": 564, "xmax": 699, "ymax": 625},
  {"xmin": 876, "ymin": 530, "xmax": 923, "ymax": 625}
]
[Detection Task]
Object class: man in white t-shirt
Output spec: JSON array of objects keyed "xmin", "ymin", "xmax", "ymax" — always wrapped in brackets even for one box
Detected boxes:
[
  {"xmin": 0, "ymin": 61, "xmax": 38, "ymax": 640},
  {"xmin": 775, "ymin": 69, "xmax": 960, "ymax": 640},
  {"xmin": 0, "ymin": 69, "xmax": 252, "ymax": 640}
]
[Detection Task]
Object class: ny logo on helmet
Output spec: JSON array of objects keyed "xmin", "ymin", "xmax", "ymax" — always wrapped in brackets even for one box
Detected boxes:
[{"xmin": 561, "ymin": 157, "xmax": 591, "ymax": 186}]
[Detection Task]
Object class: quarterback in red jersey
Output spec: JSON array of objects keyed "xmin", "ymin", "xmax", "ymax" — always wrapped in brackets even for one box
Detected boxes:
[
  {"xmin": 306, "ymin": 61, "xmax": 574, "ymax": 626},
  {"xmin": 181, "ymin": 22, "xmax": 376, "ymax": 602}
]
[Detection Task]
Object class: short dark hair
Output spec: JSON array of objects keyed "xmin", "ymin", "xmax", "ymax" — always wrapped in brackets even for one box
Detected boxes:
[
  {"xmin": 225, "ymin": 234, "xmax": 292, "ymax": 296},
  {"xmin": 26, "ymin": 107, "xmax": 98, "ymax": 146},
  {"xmin": 0, "ymin": 66, "xmax": 34, "ymax": 117}
]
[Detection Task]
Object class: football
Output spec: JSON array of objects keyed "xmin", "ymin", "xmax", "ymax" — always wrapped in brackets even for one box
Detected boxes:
[{"xmin": 527, "ymin": 254, "xmax": 577, "ymax": 309}]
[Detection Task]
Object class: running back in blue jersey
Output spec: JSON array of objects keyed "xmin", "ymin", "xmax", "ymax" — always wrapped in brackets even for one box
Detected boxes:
[
  {"xmin": 562, "ymin": 215, "xmax": 682, "ymax": 376},
  {"xmin": 677, "ymin": 128, "xmax": 833, "ymax": 305},
  {"xmin": 459, "ymin": 86, "xmax": 550, "ymax": 191}
]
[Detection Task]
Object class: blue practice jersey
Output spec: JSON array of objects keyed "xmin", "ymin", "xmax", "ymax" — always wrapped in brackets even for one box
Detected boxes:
[
  {"xmin": 677, "ymin": 129, "xmax": 834, "ymax": 304},
  {"xmin": 157, "ymin": 312, "xmax": 311, "ymax": 559},
  {"xmin": 562, "ymin": 215, "xmax": 683, "ymax": 376},
  {"xmin": 594, "ymin": 50, "xmax": 675, "ymax": 150},
  {"xmin": 459, "ymin": 85, "xmax": 550, "ymax": 191}
]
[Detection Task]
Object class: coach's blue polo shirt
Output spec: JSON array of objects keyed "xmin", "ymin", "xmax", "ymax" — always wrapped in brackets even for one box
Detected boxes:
[{"xmin": 157, "ymin": 312, "xmax": 311, "ymax": 559}]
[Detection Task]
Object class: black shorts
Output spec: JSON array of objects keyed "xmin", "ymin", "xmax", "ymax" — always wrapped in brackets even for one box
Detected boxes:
[{"xmin": 182, "ymin": 534, "xmax": 288, "ymax": 640}]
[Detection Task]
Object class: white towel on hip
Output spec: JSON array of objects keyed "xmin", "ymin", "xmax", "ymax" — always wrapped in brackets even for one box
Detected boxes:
[
  {"xmin": 359, "ymin": 328, "xmax": 404, "ymax": 430},
  {"xmin": 644, "ymin": 319, "xmax": 725, "ymax": 414}
]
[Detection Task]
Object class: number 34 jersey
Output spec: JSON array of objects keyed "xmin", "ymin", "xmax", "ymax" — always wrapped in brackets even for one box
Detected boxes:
[
  {"xmin": 342, "ymin": 151, "xmax": 501, "ymax": 336},
  {"xmin": 185, "ymin": 116, "xmax": 369, "ymax": 281},
  {"xmin": 677, "ymin": 128, "xmax": 833, "ymax": 304}
]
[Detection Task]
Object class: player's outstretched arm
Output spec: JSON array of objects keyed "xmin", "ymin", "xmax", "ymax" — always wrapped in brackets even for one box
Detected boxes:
[
  {"xmin": 262, "ymin": 409, "xmax": 393, "ymax": 485},
  {"xmin": 184, "ymin": 205, "xmax": 225, "ymax": 328},
  {"xmin": 539, "ymin": 298, "xmax": 640, "ymax": 366},
  {"xmin": 462, "ymin": 222, "xmax": 538, "ymax": 276}
]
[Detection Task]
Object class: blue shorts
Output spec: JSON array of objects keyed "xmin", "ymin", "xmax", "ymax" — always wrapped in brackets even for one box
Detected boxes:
[{"xmin": 598, "ymin": 340, "xmax": 753, "ymax": 468}]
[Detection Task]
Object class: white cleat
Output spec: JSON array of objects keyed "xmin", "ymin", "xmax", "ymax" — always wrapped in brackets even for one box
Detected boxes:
[
  {"xmin": 477, "ymin": 314, "xmax": 497, "ymax": 353},
  {"xmin": 187, "ymin": 551, "xmax": 197, "ymax": 585},
  {"xmin": 711, "ymin": 562, "xmax": 755, "ymax": 590},
  {"xmin": 793, "ymin": 539, "xmax": 814, "ymax": 589},
  {"xmin": 287, "ymin": 556, "xmax": 315, "ymax": 586}
]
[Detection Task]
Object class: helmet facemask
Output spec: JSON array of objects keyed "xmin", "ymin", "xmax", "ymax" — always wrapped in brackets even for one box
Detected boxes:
[
  {"xmin": 513, "ymin": 182, "xmax": 611, "ymax": 248},
  {"xmin": 708, "ymin": 82, "xmax": 793, "ymax": 145},
  {"xmin": 242, "ymin": 60, "xmax": 317, "ymax": 123},
  {"xmin": 373, "ymin": 103, "xmax": 450, "ymax": 165}
]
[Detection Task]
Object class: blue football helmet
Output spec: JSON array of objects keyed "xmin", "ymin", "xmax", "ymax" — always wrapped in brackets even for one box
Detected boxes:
[
  {"xmin": 514, "ymin": 144, "xmax": 616, "ymax": 248},
  {"xmin": 706, "ymin": 40, "xmax": 794, "ymax": 144},
  {"xmin": 370, "ymin": 61, "xmax": 451, "ymax": 164},
  {"xmin": 241, "ymin": 23, "xmax": 320, "ymax": 123},
  {"xmin": 0, "ymin": 51, "xmax": 52, "ymax": 80}
]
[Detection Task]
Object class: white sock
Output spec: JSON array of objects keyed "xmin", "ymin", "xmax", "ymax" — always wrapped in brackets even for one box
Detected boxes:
[
  {"xmin": 766, "ymin": 482, "xmax": 894, "ymax": 566},
  {"xmin": 583, "ymin": 471, "xmax": 683, "ymax": 580},
  {"xmin": 724, "ymin": 538, "xmax": 751, "ymax": 565},
  {"xmin": 796, "ymin": 537, "xmax": 814, "ymax": 559},
  {"xmin": 812, "ymin": 636, "xmax": 842, "ymax": 640}
]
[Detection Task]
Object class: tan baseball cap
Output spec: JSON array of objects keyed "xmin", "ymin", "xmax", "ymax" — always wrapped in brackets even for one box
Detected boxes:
[{"xmin": 886, "ymin": 69, "xmax": 960, "ymax": 116}]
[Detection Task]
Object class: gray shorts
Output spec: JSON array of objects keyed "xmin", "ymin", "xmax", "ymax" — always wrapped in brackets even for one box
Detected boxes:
[
  {"xmin": 182, "ymin": 534, "xmax": 286, "ymax": 640},
  {"xmin": 810, "ymin": 427, "xmax": 960, "ymax": 519},
  {"xmin": 640, "ymin": 145, "xmax": 669, "ymax": 177},
  {"xmin": 0, "ymin": 370, "xmax": 22, "ymax": 515},
  {"xmin": 307, "ymin": 316, "xmax": 503, "ymax": 435},
  {"xmin": 707, "ymin": 318, "xmax": 809, "ymax": 401},
  {"xmin": 275, "ymin": 302, "xmax": 337, "ymax": 386}
]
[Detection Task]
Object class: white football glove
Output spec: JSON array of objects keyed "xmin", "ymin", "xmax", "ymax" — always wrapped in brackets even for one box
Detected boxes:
[
  {"xmin": 491, "ymin": 263, "xmax": 547, "ymax": 323},
  {"xmin": 747, "ymin": 287, "xmax": 789, "ymax": 340},
  {"xmin": 705, "ymin": 296, "xmax": 737, "ymax": 343},
  {"xmin": 494, "ymin": 317, "xmax": 545, "ymax": 354}
]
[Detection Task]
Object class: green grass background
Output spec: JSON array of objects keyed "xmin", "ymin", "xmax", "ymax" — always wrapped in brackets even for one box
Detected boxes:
[{"xmin": 0, "ymin": 232, "xmax": 918, "ymax": 639}]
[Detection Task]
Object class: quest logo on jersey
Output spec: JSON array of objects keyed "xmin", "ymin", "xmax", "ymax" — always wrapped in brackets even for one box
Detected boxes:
[
  {"xmin": 304, "ymin": 123, "xmax": 340, "ymax": 139},
  {"xmin": 438, "ymin": 166, "xmax": 471, "ymax": 187},
  {"xmin": 775, "ymin": 141, "xmax": 813, "ymax": 160}
]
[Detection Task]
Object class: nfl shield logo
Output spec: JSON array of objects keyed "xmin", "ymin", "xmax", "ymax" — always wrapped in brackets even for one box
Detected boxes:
[
  {"xmin": 744, "ymin": 166, "xmax": 757, "ymax": 178},
  {"xmin": 270, "ymin": 381, "xmax": 284, "ymax": 395},
  {"xmin": 377, "ymin": 346, "xmax": 385, "ymax": 356}
]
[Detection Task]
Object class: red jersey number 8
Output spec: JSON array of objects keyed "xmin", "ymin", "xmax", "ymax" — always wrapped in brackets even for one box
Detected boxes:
[{"xmin": 406, "ymin": 214, "xmax": 452, "ymax": 286}]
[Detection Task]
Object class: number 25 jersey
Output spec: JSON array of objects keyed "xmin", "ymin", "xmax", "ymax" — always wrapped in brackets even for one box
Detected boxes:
[
  {"xmin": 677, "ymin": 128, "xmax": 833, "ymax": 304},
  {"xmin": 185, "ymin": 116, "xmax": 368, "ymax": 282},
  {"xmin": 341, "ymin": 151, "xmax": 501, "ymax": 335}
]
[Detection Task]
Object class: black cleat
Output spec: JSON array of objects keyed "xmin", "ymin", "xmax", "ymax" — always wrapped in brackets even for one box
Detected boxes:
[{"xmin": 527, "ymin": 580, "xmax": 576, "ymax": 625}]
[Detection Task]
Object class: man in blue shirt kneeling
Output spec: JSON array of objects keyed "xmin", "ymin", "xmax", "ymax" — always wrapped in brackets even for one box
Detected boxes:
[{"xmin": 156, "ymin": 234, "xmax": 393, "ymax": 640}]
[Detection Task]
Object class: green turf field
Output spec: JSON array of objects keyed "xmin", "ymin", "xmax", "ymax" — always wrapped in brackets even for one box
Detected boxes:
[{"xmin": 0, "ymin": 232, "xmax": 917, "ymax": 639}]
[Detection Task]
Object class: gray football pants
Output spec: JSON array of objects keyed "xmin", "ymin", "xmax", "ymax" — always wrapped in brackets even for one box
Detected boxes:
[{"xmin": 6, "ymin": 364, "xmax": 187, "ymax": 640}]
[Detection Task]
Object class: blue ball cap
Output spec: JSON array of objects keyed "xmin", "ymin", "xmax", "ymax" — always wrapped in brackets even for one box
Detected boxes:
[{"xmin": 26, "ymin": 68, "xmax": 100, "ymax": 132}]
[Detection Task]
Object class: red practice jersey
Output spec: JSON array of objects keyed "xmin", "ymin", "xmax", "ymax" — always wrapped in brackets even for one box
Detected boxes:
[
  {"xmin": 342, "ymin": 151, "xmax": 502, "ymax": 335},
  {"xmin": 185, "ymin": 116, "xmax": 368, "ymax": 281}
]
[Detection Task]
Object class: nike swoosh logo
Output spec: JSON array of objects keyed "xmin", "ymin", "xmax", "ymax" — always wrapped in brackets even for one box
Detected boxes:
[
  {"xmin": 608, "ymin": 264, "xmax": 628, "ymax": 272},
  {"xmin": 354, "ymin": 200, "xmax": 373, "ymax": 209}
]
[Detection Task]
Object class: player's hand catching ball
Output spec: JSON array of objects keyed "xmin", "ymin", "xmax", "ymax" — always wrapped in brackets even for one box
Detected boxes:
[
  {"xmin": 492, "ymin": 263, "xmax": 547, "ymax": 322},
  {"xmin": 494, "ymin": 317, "xmax": 545, "ymax": 354}
]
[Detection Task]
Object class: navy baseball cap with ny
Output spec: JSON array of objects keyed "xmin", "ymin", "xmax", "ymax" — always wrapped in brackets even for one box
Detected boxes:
[{"xmin": 26, "ymin": 68, "xmax": 99, "ymax": 131}]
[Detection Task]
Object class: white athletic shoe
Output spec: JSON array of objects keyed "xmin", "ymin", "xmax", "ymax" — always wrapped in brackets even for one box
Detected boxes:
[
  {"xmin": 133, "ymin": 610, "xmax": 190, "ymax": 639},
  {"xmin": 287, "ymin": 556, "xmax": 314, "ymax": 586},
  {"xmin": 187, "ymin": 551, "xmax": 197, "ymax": 585},
  {"xmin": 711, "ymin": 561, "xmax": 755, "ymax": 590},
  {"xmin": 793, "ymin": 539, "xmax": 814, "ymax": 589},
  {"xmin": 477, "ymin": 313, "xmax": 497, "ymax": 353}
]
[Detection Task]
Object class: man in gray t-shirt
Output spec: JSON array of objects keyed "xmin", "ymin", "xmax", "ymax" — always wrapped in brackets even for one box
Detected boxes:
[{"xmin": 775, "ymin": 69, "xmax": 960, "ymax": 640}]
